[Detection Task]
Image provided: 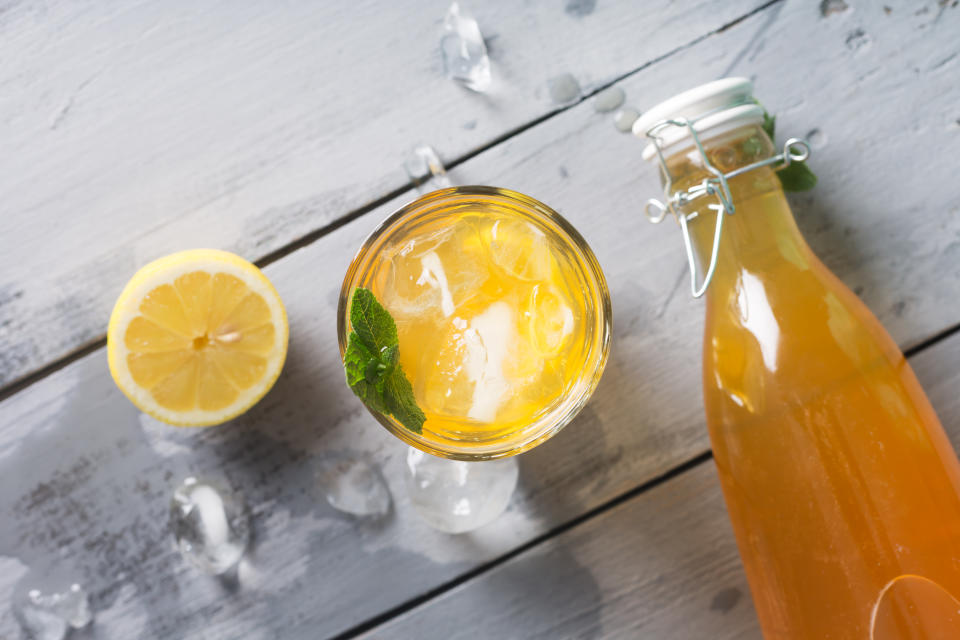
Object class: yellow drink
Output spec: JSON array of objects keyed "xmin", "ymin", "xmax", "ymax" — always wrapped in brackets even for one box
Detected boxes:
[
  {"xmin": 375, "ymin": 213, "xmax": 585, "ymax": 436},
  {"xmin": 339, "ymin": 187, "xmax": 611, "ymax": 460}
]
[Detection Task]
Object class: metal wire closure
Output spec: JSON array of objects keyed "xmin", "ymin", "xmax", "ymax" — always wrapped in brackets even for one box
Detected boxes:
[{"xmin": 643, "ymin": 118, "xmax": 811, "ymax": 298}]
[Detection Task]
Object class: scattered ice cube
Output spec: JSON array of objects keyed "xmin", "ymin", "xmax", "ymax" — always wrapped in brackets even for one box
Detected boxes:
[
  {"xmin": 404, "ymin": 144, "xmax": 451, "ymax": 193},
  {"xmin": 33, "ymin": 585, "xmax": 90, "ymax": 630},
  {"xmin": 548, "ymin": 73, "xmax": 582, "ymax": 106},
  {"xmin": 405, "ymin": 447, "xmax": 518, "ymax": 533},
  {"xmin": 614, "ymin": 107, "xmax": 641, "ymax": 133},
  {"xmin": 13, "ymin": 579, "xmax": 92, "ymax": 640},
  {"xmin": 441, "ymin": 2, "xmax": 491, "ymax": 92},
  {"xmin": 171, "ymin": 477, "xmax": 250, "ymax": 575},
  {"xmin": 593, "ymin": 86, "xmax": 625, "ymax": 113},
  {"xmin": 15, "ymin": 605, "xmax": 66, "ymax": 640},
  {"xmin": 317, "ymin": 456, "xmax": 391, "ymax": 517}
]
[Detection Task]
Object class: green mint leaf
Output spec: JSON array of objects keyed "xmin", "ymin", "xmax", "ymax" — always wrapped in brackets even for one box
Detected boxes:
[
  {"xmin": 741, "ymin": 135, "xmax": 763, "ymax": 159},
  {"xmin": 380, "ymin": 344, "xmax": 399, "ymax": 368},
  {"xmin": 345, "ymin": 336, "xmax": 389, "ymax": 413},
  {"xmin": 755, "ymin": 103, "xmax": 817, "ymax": 192},
  {"xmin": 383, "ymin": 366, "xmax": 426, "ymax": 434},
  {"xmin": 364, "ymin": 358, "xmax": 388, "ymax": 384},
  {"xmin": 344, "ymin": 331, "xmax": 376, "ymax": 387},
  {"xmin": 363, "ymin": 344, "xmax": 399, "ymax": 383},
  {"xmin": 777, "ymin": 160, "xmax": 818, "ymax": 192},
  {"xmin": 761, "ymin": 111, "xmax": 776, "ymax": 140},
  {"xmin": 351, "ymin": 378, "xmax": 390, "ymax": 415},
  {"xmin": 350, "ymin": 287, "xmax": 398, "ymax": 353},
  {"xmin": 343, "ymin": 288, "xmax": 426, "ymax": 435}
]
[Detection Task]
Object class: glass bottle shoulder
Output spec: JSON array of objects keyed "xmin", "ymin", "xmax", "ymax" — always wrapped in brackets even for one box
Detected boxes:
[{"xmin": 701, "ymin": 195, "xmax": 902, "ymax": 408}]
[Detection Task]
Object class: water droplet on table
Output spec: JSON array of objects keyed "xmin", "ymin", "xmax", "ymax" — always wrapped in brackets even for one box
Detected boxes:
[
  {"xmin": 404, "ymin": 144, "xmax": 451, "ymax": 193},
  {"xmin": 613, "ymin": 107, "xmax": 641, "ymax": 133},
  {"xmin": 820, "ymin": 0, "xmax": 849, "ymax": 17},
  {"xmin": 13, "ymin": 580, "xmax": 92, "ymax": 640},
  {"xmin": 548, "ymin": 73, "xmax": 582, "ymax": 106},
  {"xmin": 593, "ymin": 86, "xmax": 625, "ymax": 113},
  {"xmin": 318, "ymin": 456, "xmax": 391, "ymax": 517},
  {"xmin": 405, "ymin": 447, "xmax": 518, "ymax": 534},
  {"xmin": 171, "ymin": 477, "xmax": 250, "ymax": 575},
  {"xmin": 806, "ymin": 128, "xmax": 827, "ymax": 149},
  {"xmin": 441, "ymin": 2, "xmax": 491, "ymax": 92}
]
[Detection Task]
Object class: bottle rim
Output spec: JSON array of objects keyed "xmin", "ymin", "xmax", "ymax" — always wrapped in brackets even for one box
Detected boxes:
[{"xmin": 632, "ymin": 77, "xmax": 764, "ymax": 160}]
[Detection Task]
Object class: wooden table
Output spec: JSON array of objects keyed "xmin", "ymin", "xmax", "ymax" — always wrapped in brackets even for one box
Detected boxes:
[{"xmin": 2, "ymin": 1, "xmax": 958, "ymax": 637}]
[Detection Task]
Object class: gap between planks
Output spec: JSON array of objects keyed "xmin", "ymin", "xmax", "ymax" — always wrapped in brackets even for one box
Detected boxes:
[
  {"xmin": 331, "ymin": 450, "xmax": 716, "ymax": 640},
  {"xmin": 333, "ymin": 322, "xmax": 960, "ymax": 639},
  {"xmin": 0, "ymin": 0, "xmax": 782, "ymax": 402}
]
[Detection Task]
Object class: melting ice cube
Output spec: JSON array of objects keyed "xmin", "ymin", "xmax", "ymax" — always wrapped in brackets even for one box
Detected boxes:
[
  {"xmin": 441, "ymin": 3, "xmax": 492, "ymax": 92},
  {"xmin": 382, "ymin": 220, "xmax": 486, "ymax": 321},
  {"xmin": 423, "ymin": 300, "xmax": 516, "ymax": 422},
  {"xmin": 548, "ymin": 73, "xmax": 582, "ymax": 106},
  {"xmin": 13, "ymin": 581, "xmax": 92, "ymax": 640},
  {"xmin": 418, "ymin": 251, "xmax": 457, "ymax": 317},
  {"xmin": 465, "ymin": 301, "xmax": 514, "ymax": 423},
  {"xmin": 317, "ymin": 456, "xmax": 391, "ymax": 517},
  {"xmin": 487, "ymin": 218, "xmax": 554, "ymax": 282},
  {"xmin": 404, "ymin": 144, "xmax": 451, "ymax": 192},
  {"xmin": 171, "ymin": 477, "xmax": 250, "ymax": 575},
  {"xmin": 593, "ymin": 86, "xmax": 625, "ymax": 113},
  {"xmin": 614, "ymin": 107, "xmax": 641, "ymax": 133},
  {"xmin": 405, "ymin": 447, "xmax": 518, "ymax": 533}
]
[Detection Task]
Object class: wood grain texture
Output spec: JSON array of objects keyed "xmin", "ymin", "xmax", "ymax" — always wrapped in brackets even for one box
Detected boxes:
[
  {"xmin": 0, "ymin": 0, "xmax": 958, "ymax": 638},
  {"xmin": 0, "ymin": 0, "xmax": 769, "ymax": 388},
  {"xmin": 367, "ymin": 463, "xmax": 760, "ymax": 640},
  {"xmin": 363, "ymin": 330, "xmax": 960, "ymax": 640}
]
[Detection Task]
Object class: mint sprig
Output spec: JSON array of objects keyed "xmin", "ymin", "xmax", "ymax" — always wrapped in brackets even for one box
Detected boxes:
[
  {"xmin": 758, "ymin": 104, "xmax": 818, "ymax": 192},
  {"xmin": 343, "ymin": 288, "xmax": 426, "ymax": 434}
]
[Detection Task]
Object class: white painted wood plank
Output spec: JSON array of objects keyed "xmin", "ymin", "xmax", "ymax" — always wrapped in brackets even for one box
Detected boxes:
[
  {"xmin": 0, "ymin": 1, "xmax": 958, "ymax": 637},
  {"xmin": 362, "ymin": 329, "xmax": 960, "ymax": 640},
  {"xmin": 369, "ymin": 463, "xmax": 761, "ymax": 640},
  {"xmin": 453, "ymin": 0, "xmax": 960, "ymax": 355},
  {"xmin": 0, "ymin": 0, "xmax": 769, "ymax": 387}
]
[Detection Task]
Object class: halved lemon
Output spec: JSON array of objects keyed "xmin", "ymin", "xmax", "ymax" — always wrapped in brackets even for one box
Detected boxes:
[{"xmin": 107, "ymin": 249, "xmax": 288, "ymax": 426}]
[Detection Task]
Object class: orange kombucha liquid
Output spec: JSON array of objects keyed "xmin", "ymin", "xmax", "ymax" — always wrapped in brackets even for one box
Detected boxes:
[{"xmin": 680, "ymin": 131, "xmax": 960, "ymax": 638}]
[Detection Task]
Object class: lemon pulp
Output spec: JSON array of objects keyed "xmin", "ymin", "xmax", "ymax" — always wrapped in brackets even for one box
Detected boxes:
[{"xmin": 107, "ymin": 249, "xmax": 288, "ymax": 426}]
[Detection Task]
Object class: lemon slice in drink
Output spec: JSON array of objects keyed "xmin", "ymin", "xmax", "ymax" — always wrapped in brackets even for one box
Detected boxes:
[{"xmin": 107, "ymin": 249, "xmax": 288, "ymax": 426}]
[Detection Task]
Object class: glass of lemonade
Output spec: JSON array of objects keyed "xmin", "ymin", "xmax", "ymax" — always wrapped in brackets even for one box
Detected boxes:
[{"xmin": 338, "ymin": 186, "xmax": 610, "ymax": 527}]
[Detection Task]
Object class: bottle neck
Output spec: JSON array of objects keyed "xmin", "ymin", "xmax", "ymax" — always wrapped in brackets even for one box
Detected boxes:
[{"xmin": 661, "ymin": 125, "xmax": 810, "ymax": 302}]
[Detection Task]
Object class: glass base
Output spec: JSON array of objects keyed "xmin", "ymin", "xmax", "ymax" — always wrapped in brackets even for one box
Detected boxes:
[{"xmin": 404, "ymin": 447, "xmax": 518, "ymax": 534}]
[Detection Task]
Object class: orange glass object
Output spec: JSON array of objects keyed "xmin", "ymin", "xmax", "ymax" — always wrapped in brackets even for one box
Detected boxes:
[{"xmin": 670, "ymin": 126, "xmax": 960, "ymax": 638}]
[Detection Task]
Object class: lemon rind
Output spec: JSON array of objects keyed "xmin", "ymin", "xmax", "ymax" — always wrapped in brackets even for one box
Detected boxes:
[{"xmin": 107, "ymin": 249, "xmax": 289, "ymax": 427}]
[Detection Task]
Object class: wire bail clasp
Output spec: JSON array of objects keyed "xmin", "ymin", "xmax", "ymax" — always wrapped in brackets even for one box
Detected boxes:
[{"xmin": 643, "ymin": 118, "xmax": 810, "ymax": 298}]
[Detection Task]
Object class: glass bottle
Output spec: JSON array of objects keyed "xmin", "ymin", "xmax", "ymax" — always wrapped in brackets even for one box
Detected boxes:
[{"xmin": 636, "ymin": 79, "xmax": 960, "ymax": 639}]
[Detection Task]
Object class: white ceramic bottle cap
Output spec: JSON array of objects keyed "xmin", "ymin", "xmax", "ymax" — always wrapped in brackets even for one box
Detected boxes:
[{"xmin": 632, "ymin": 77, "xmax": 765, "ymax": 161}]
